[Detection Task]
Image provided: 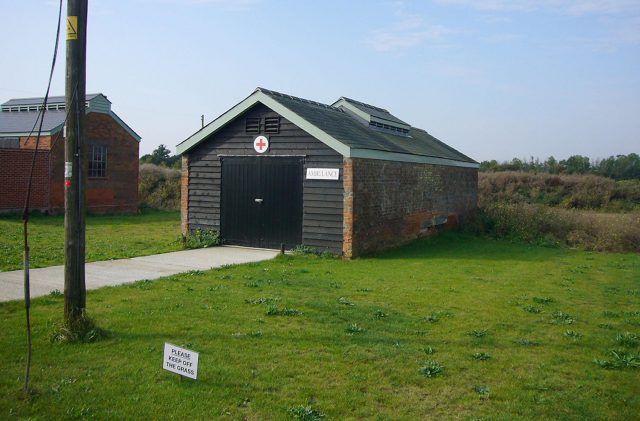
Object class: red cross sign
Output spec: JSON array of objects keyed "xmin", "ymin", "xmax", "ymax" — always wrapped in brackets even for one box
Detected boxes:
[{"xmin": 253, "ymin": 135, "xmax": 269, "ymax": 153}]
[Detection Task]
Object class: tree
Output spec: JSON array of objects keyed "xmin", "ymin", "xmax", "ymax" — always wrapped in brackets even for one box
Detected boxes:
[
  {"xmin": 140, "ymin": 144, "xmax": 180, "ymax": 167},
  {"xmin": 544, "ymin": 156, "xmax": 559, "ymax": 174},
  {"xmin": 480, "ymin": 160, "xmax": 500, "ymax": 172},
  {"xmin": 561, "ymin": 155, "xmax": 591, "ymax": 174}
]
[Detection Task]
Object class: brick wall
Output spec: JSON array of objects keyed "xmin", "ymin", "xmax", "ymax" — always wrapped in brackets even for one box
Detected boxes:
[
  {"xmin": 0, "ymin": 149, "xmax": 50, "ymax": 212},
  {"xmin": 20, "ymin": 135, "xmax": 55, "ymax": 150},
  {"xmin": 345, "ymin": 158, "xmax": 477, "ymax": 257},
  {"xmin": 49, "ymin": 112, "xmax": 139, "ymax": 214}
]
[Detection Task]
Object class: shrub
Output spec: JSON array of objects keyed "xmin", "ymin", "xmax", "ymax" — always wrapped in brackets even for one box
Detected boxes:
[
  {"xmin": 138, "ymin": 163, "xmax": 180, "ymax": 211},
  {"xmin": 183, "ymin": 228, "xmax": 221, "ymax": 249}
]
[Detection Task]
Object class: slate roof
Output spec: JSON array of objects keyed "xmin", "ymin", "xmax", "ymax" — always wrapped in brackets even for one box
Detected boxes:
[
  {"xmin": 260, "ymin": 89, "xmax": 476, "ymax": 164},
  {"xmin": 177, "ymin": 87, "xmax": 477, "ymax": 167},
  {"xmin": 0, "ymin": 109, "xmax": 66, "ymax": 135}
]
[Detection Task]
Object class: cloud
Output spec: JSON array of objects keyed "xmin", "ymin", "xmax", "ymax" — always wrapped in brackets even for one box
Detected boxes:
[
  {"xmin": 367, "ymin": 2, "xmax": 454, "ymax": 52},
  {"xmin": 431, "ymin": 62, "xmax": 482, "ymax": 80},
  {"xmin": 481, "ymin": 33, "xmax": 522, "ymax": 42},
  {"xmin": 434, "ymin": 0, "xmax": 640, "ymax": 15},
  {"xmin": 369, "ymin": 23, "xmax": 452, "ymax": 52},
  {"xmin": 154, "ymin": 0, "xmax": 262, "ymax": 12},
  {"xmin": 616, "ymin": 16, "xmax": 640, "ymax": 43}
]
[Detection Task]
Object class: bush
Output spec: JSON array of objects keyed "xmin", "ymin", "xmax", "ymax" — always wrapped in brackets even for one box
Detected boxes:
[
  {"xmin": 139, "ymin": 163, "xmax": 180, "ymax": 211},
  {"xmin": 183, "ymin": 228, "xmax": 221, "ymax": 249}
]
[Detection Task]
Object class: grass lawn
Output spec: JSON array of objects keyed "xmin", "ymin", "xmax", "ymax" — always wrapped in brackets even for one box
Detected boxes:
[
  {"xmin": 0, "ymin": 211, "xmax": 182, "ymax": 271},
  {"xmin": 1, "ymin": 234, "xmax": 639, "ymax": 420}
]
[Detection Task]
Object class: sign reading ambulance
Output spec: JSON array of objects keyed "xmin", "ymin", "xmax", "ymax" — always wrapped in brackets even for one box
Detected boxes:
[
  {"xmin": 253, "ymin": 135, "xmax": 269, "ymax": 153},
  {"xmin": 163, "ymin": 343, "xmax": 199, "ymax": 379},
  {"xmin": 306, "ymin": 168, "xmax": 340, "ymax": 180}
]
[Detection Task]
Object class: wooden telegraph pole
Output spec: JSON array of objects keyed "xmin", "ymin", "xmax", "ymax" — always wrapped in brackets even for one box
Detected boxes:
[{"xmin": 64, "ymin": 0, "xmax": 88, "ymax": 328}]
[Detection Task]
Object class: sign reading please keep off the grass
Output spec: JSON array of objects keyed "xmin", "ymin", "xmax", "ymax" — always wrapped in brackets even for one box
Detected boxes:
[{"xmin": 163, "ymin": 343, "xmax": 199, "ymax": 380}]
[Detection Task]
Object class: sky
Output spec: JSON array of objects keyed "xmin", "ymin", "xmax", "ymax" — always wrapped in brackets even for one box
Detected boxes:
[{"xmin": 1, "ymin": 0, "xmax": 639, "ymax": 162}]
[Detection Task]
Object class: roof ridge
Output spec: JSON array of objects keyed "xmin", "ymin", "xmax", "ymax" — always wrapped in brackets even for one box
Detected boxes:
[
  {"xmin": 338, "ymin": 96, "xmax": 389, "ymax": 113},
  {"xmin": 256, "ymin": 87, "xmax": 342, "ymax": 113}
]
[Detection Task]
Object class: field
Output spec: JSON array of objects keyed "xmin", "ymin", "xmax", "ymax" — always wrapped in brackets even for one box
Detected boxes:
[
  {"xmin": 1, "ymin": 234, "xmax": 638, "ymax": 420},
  {"xmin": 0, "ymin": 211, "xmax": 182, "ymax": 272}
]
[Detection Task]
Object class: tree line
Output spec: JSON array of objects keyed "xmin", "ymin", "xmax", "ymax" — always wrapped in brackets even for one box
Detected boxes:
[
  {"xmin": 141, "ymin": 145, "xmax": 639, "ymax": 181},
  {"xmin": 480, "ymin": 153, "xmax": 640, "ymax": 180}
]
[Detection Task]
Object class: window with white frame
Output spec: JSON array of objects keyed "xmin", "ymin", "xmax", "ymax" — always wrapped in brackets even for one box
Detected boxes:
[{"xmin": 88, "ymin": 144, "xmax": 107, "ymax": 178}]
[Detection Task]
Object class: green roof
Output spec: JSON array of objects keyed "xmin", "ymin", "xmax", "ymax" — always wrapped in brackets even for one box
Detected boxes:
[{"xmin": 176, "ymin": 88, "xmax": 478, "ymax": 168}]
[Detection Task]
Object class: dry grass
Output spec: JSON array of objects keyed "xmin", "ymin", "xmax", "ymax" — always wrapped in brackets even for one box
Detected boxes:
[
  {"xmin": 479, "ymin": 203, "xmax": 640, "ymax": 252},
  {"xmin": 476, "ymin": 172, "xmax": 640, "ymax": 252},
  {"xmin": 479, "ymin": 171, "xmax": 640, "ymax": 211}
]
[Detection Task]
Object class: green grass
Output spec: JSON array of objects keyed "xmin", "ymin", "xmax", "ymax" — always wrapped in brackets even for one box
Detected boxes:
[
  {"xmin": 0, "ymin": 211, "xmax": 181, "ymax": 271},
  {"xmin": 1, "ymin": 233, "xmax": 639, "ymax": 419}
]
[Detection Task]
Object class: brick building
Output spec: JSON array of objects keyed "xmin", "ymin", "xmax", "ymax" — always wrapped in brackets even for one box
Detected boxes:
[
  {"xmin": 0, "ymin": 94, "xmax": 140, "ymax": 214},
  {"xmin": 177, "ymin": 88, "xmax": 478, "ymax": 258}
]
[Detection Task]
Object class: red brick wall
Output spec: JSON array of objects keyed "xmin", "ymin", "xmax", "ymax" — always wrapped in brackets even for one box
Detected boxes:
[
  {"xmin": 0, "ymin": 149, "xmax": 50, "ymax": 212},
  {"xmin": 49, "ymin": 112, "xmax": 139, "ymax": 214},
  {"xmin": 346, "ymin": 158, "xmax": 478, "ymax": 257}
]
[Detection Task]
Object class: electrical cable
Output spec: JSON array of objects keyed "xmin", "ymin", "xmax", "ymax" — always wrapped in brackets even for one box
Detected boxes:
[{"xmin": 21, "ymin": 0, "xmax": 63, "ymax": 395}]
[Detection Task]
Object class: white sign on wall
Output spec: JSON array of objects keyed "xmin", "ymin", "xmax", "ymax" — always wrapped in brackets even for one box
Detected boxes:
[
  {"xmin": 163, "ymin": 343, "xmax": 199, "ymax": 379},
  {"xmin": 253, "ymin": 135, "xmax": 269, "ymax": 153},
  {"xmin": 306, "ymin": 168, "xmax": 340, "ymax": 180}
]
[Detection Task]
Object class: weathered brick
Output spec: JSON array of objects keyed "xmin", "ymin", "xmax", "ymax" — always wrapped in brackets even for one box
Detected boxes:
[{"xmin": 348, "ymin": 158, "xmax": 477, "ymax": 257}]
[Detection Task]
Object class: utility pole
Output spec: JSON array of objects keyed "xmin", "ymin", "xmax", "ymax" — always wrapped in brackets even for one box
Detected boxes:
[{"xmin": 64, "ymin": 0, "xmax": 88, "ymax": 328}]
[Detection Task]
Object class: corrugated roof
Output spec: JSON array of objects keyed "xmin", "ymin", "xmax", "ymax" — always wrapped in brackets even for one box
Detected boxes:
[
  {"xmin": 2, "ymin": 93, "xmax": 105, "ymax": 107},
  {"xmin": 0, "ymin": 109, "xmax": 66, "ymax": 134}
]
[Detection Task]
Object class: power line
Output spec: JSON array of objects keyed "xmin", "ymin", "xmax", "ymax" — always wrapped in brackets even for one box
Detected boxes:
[{"xmin": 21, "ymin": 0, "xmax": 63, "ymax": 395}]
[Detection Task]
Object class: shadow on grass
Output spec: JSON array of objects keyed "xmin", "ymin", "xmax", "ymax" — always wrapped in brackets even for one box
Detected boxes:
[{"xmin": 367, "ymin": 232, "xmax": 568, "ymax": 263}]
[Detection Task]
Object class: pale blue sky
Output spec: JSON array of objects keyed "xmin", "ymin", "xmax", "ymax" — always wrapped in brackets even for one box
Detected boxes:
[{"xmin": 1, "ymin": 0, "xmax": 639, "ymax": 161}]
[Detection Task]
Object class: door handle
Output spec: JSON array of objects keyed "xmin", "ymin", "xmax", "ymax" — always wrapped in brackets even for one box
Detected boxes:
[{"xmin": 254, "ymin": 198, "xmax": 263, "ymax": 203}]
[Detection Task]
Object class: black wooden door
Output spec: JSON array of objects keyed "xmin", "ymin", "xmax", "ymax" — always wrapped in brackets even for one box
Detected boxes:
[{"xmin": 221, "ymin": 157, "xmax": 303, "ymax": 249}]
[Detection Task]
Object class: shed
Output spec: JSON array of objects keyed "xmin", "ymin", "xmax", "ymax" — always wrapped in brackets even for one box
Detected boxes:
[
  {"xmin": 177, "ymin": 88, "xmax": 478, "ymax": 257},
  {"xmin": 0, "ymin": 94, "xmax": 141, "ymax": 214}
]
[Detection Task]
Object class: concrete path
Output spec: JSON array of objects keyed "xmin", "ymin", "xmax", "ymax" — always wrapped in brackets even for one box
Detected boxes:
[{"xmin": 0, "ymin": 246, "xmax": 279, "ymax": 302}]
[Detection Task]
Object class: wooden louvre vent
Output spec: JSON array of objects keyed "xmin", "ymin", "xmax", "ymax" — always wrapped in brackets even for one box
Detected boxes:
[
  {"xmin": 264, "ymin": 116, "xmax": 280, "ymax": 134},
  {"xmin": 245, "ymin": 118, "xmax": 261, "ymax": 134}
]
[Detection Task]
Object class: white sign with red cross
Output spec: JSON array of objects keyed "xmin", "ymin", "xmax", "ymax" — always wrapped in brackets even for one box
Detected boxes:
[{"xmin": 253, "ymin": 135, "xmax": 269, "ymax": 154}]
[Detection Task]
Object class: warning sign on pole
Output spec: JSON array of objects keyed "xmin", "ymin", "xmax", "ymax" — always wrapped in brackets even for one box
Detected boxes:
[{"xmin": 66, "ymin": 16, "xmax": 78, "ymax": 40}]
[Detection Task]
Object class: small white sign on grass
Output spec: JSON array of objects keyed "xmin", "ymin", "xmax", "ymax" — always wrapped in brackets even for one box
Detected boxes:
[{"xmin": 163, "ymin": 343, "xmax": 199, "ymax": 380}]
